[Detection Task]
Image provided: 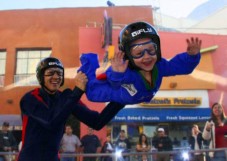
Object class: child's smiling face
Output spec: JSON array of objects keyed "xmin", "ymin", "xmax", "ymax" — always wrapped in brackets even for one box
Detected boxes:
[{"xmin": 130, "ymin": 38, "xmax": 157, "ymax": 72}]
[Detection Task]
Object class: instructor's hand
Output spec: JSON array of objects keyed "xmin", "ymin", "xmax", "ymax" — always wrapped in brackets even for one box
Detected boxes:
[
  {"xmin": 75, "ymin": 71, "xmax": 88, "ymax": 91},
  {"xmin": 186, "ymin": 37, "xmax": 202, "ymax": 55}
]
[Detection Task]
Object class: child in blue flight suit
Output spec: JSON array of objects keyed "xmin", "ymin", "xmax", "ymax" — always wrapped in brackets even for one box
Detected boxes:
[
  {"xmin": 78, "ymin": 21, "xmax": 202, "ymax": 104},
  {"xmin": 18, "ymin": 57, "xmax": 125, "ymax": 161}
]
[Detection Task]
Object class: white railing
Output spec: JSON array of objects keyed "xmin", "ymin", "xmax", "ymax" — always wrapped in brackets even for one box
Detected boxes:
[{"xmin": 1, "ymin": 148, "xmax": 227, "ymax": 161}]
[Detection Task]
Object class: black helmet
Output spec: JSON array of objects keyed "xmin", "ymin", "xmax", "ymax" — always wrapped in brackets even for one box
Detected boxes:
[
  {"xmin": 118, "ymin": 21, "xmax": 161, "ymax": 69},
  {"xmin": 36, "ymin": 57, "xmax": 64, "ymax": 86}
]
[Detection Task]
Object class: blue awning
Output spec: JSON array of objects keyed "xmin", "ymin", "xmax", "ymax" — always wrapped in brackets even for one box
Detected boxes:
[
  {"xmin": 111, "ymin": 108, "xmax": 211, "ymax": 123},
  {"xmin": 0, "ymin": 115, "xmax": 22, "ymax": 126}
]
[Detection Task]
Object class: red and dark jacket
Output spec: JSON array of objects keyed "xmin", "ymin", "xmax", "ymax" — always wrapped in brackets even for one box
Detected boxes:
[{"xmin": 17, "ymin": 87, "xmax": 124, "ymax": 161}]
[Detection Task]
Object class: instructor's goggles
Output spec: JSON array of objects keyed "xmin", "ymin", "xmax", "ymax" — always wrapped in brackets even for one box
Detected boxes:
[
  {"xmin": 44, "ymin": 68, "xmax": 63, "ymax": 77},
  {"xmin": 130, "ymin": 40, "xmax": 157, "ymax": 59}
]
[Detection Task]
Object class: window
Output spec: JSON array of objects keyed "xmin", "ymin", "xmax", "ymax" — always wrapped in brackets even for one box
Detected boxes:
[
  {"xmin": 0, "ymin": 50, "xmax": 6, "ymax": 86},
  {"xmin": 14, "ymin": 49, "xmax": 51, "ymax": 86}
]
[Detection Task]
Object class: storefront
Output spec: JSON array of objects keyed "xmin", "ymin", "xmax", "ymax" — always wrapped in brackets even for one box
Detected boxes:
[{"xmin": 109, "ymin": 90, "xmax": 211, "ymax": 148}]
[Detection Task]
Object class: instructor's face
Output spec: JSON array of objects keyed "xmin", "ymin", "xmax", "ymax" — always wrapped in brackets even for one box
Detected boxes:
[{"xmin": 44, "ymin": 67, "xmax": 63, "ymax": 94}]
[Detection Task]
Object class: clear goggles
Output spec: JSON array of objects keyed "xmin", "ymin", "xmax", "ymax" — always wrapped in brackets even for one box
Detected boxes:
[
  {"xmin": 129, "ymin": 40, "xmax": 157, "ymax": 59},
  {"xmin": 44, "ymin": 69, "xmax": 63, "ymax": 77}
]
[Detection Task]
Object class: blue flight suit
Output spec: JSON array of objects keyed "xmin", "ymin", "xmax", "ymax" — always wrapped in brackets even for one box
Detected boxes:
[{"xmin": 79, "ymin": 52, "xmax": 200, "ymax": 104}]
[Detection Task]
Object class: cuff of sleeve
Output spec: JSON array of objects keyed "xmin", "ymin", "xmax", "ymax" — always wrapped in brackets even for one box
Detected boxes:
[
  {"xmin": 71, "ymin": 87, "xmax": 84, "ymax": 98},
  {"xmin": 187, "ymin": 52, "xmax": 201, "ymax": 58},
  {"xmin": 108, "ymin": 70, "xmax": 125, "ymax": 82},
  {"xmin": 186, "ymin": 52, "xmax": 201, "ymax": 62},
  {"xmin": 110, "ymin": 102, "xmax": 125, "ymax": 109}
]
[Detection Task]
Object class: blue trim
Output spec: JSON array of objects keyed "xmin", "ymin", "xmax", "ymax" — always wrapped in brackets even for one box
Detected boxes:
[
  {"xmin": 111, "ymin": 108, "xmax": 211, "ymax": 122},
  {"xmin": 0, "ymin": 115, "xmax": 22, "ymax": 126}
]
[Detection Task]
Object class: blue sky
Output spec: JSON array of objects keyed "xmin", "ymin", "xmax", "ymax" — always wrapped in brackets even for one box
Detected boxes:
[{"xmin": 0, "ymin": 0, "xmax": 208, "ymax": 18}]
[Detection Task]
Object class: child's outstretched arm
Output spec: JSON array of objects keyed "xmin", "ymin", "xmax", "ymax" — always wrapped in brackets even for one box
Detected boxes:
[{"xmin": 158, "ymin": 37, "xmax": 202, "ymax": 76}]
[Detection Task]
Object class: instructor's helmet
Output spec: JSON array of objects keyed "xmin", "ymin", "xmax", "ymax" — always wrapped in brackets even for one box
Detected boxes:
[
  {"xmin": 36, "ymin": 57, "xmax": 64, "ymax": 87},
  {"xmin": 118, "ymin": 21, "xmax": 161, "ymax": 69}
]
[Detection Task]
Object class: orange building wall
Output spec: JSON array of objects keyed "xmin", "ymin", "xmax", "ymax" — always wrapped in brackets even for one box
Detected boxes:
[
  {"xmin": 0, "ymin": 6, "xmax": 154, "ymax": 115},
  {"xmin": 0, "ymin": 6, "xmax": 154, "ymax": 144},
  {"xmin": 1, "ymin": 7, "xmax": 227, "ymax": 144},
  {"xmin": 159, "ymin": 32, "xmax": 216, "ymax": 90}
]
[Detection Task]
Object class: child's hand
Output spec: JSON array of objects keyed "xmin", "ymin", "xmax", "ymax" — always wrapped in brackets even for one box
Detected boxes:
[
  {"xmin": 186, "ymin": 37, "xmax": 202, "ymax": 55},
  {"xmin": 111, "ymin": 51, "xmax": 129, "ymax": 73},
  {"xmin": 75, "ymin": 71, "xmax": 88, "ymax": 91}
]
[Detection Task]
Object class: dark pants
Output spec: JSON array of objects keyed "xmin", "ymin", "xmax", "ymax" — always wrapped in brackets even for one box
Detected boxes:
[
  {"xmin": 191, "ymin": 154, "xmax": 204, "ymax": 161},
  {"xmin": 156, "ymin": 153, "xmax": 170, "ymax": 161}
]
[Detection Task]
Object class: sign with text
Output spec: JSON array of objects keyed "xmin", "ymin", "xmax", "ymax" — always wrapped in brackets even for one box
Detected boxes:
[
  {"xmin": 111, "ymin": 108, "xmax": 211, "ymax": 123},
  {"xmin": 141, "ymin": 97, "xmax": 202, "ymax": 106}
]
